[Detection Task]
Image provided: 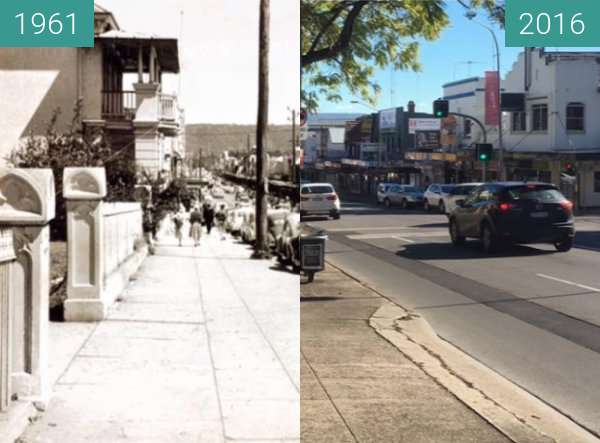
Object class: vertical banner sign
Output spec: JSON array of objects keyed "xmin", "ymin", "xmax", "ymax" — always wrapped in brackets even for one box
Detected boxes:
[
  {"xmin": 485, "ymin": 71, "xmax": 499, "ymax": 126},
  {"xmin": 0, "ymin": 0, "xmax": 94, "ymax": 47}
]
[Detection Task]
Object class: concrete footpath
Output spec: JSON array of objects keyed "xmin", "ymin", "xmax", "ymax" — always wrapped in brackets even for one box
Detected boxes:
[
  {"xmin": 18, "ymin": 231, "xmax": 299, "ymax": 443},
  {"xmin": 300, "ymin": 264, "xmax": 513, "ymax": 443}
]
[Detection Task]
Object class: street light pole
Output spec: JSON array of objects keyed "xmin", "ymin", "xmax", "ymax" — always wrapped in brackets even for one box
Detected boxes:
[{"xmin": 466, "ymin": 13, "xmax": 505, "ymax": 181}]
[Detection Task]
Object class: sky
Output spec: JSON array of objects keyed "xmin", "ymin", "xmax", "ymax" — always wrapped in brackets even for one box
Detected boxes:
[
  {"xmin": 98, "ymin": 0, "xmax": 299, "ymax": 125},
  {"xmin": 314, "ymin": 1, "xmax": 600, "ymax": 115}
]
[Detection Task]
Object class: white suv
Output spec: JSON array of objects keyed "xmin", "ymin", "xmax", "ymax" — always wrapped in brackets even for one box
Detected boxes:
[
  {"xmin": 300, "ymin": 183, "xmax": 341, "ymax": 219},
  {"xmin": 423, "ymin": 184, "xmax": 455, "ymax": 213}
]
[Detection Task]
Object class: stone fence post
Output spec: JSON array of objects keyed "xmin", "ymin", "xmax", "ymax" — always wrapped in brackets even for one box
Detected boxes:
[
  {"xmin": 0, "ymin": 229, "xmax": 16, "ymax": 412},
  {"xmin": 0, "ymin": 168, "xmax": 55, "ymax": 405},
  {"xmin": 63, "ymin": 168, "xmax": 107, "ymax": 322}
]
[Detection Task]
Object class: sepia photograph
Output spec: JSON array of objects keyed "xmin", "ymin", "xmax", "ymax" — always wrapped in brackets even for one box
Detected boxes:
[{"xmin": 0, "ymin": 1, "xmax": 299, "ymax": 442}]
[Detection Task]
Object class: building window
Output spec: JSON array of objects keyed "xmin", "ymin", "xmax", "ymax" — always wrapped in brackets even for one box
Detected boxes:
[
  {"xmin": 512, "ymin": 112, "xmax": 526, "ymax": 132},
  {"xmin": 566, "ymin": 102, "xmax": 585, "ymax": 131},
  {"xmin": 464, "ymin": 119, "xmax": 472, "ymax": 137},
  {"xmin": 595, "ymin": 171, "xmax": 600, "ymax": 193},
  {"xmin": 532, "ymin": 104, "xmax": 548, "ymax": 131}
]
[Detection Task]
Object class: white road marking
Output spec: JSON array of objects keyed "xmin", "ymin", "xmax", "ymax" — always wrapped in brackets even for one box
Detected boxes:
[
  {"xmin": 392, "ymin": 236, "xmax": 415, "ymax": 243},
  {"xmin": 326, "ymin": 226, "xmax": 421, "ymax": 232},
  {"xmin": 347, "ymin": 231, "xmax": 449, "ymax": 240},
  {"xmin": 536, "ymin": 273, "xmax": 600, "ymax": 293}
]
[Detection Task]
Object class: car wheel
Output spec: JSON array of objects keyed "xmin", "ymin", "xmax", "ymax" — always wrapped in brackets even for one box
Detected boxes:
[
  {"xmin": 400, "ymin": 199, "xmax": 408, "ymax": 209},
  {"xmin": 424, "ymin": 200, "xmax": 430, "ymax": 212},
  {"xmin": 554, "ymin": 237, "xmax": 573, "ymax": 252},
  {"xmin": 481, "ymin": 223, "xmax": 498, "ymax": 254},
  {"xmin": 384, "ymin": 198, "xmax": 391, "ymax": 208},
  {"xmin": 438, "ymin": 201, "xmax": 445, "ymax": 214},
  {"xmin": 449, "ymin": 219, "xmax": 465, "ymax": 246},
  {"xmin": 332, "ymin": 212, "xmax": 341, "ymax": 220}
]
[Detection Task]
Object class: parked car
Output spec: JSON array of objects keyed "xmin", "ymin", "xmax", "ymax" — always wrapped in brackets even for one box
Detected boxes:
[
  {"xmin": 211, "ymin": 187, "xmax": 226, "ymax": 200},
  {"xmin": 227, "ymin": 205, "xmax": 252, "ymax": 237},
  {"xmin": 276, "ymin": 212, "xmax": 301, "ymax": 272},
  {"xmin": 376, "ymin": 182, "xmax": 399, "ymax": 204},
  {"xmin": 382, "ymin": 185, "xmax": 424, "ymax": 209},
  {"xmin": 300, "ymin": 183, "xmax": 340, "ymax": 219},
  {"xmin": 241, "ymin": 210, "xmax": 256, "ymax": 244},
  {"xmin": 424, "ymin": 184, "xmax": 455, "ymax": 213},
  {"xmin": 448, "ymin": 182, "xmax": 575, "ymax": 253},
  {"xmin": 444, "ymin": 183, "xmax": 483, "ymax": 215},
  {"xmin": 267, "ymin": 207, "xmax": 291, "ymax": 249}
]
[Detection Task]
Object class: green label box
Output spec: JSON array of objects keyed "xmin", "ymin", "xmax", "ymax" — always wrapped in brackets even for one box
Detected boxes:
[
  {"xmin": 0, "ymin": 0, "xmax": 93, "ymax": 47},
  {"xmin": 506, "ymin": 0, "xmax": 600, "ymax": 47}
]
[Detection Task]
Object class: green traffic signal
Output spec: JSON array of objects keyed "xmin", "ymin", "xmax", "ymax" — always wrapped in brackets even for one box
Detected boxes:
[
  {"xmin": 433, "ymin": 100, "xmax": 449, "ymax": 118},
  {"xmin": 479, "ymin": 153, "xmax": 488, "ymax": 161}
]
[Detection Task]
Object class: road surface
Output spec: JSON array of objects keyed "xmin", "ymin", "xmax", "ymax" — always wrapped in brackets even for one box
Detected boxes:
[{"xmin": 307, "ymin": 199, "xmax": 600, "ymax": 437}]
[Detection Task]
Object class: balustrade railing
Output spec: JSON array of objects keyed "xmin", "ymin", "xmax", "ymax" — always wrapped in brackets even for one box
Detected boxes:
[{"xmin": 101, "ymin": 90, "xmax": 137, "ymax": 120}]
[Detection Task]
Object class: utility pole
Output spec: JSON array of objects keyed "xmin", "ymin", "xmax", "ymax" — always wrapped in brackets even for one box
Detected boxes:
[
  {"xmin": 253, "ymin": 0, "xmax": 270, "ymax": 259},
  {"xmin": 291, "ymin": 108, "xmax": 296, "ymax": 184}
]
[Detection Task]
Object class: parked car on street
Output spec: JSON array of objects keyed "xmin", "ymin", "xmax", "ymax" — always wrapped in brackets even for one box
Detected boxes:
[
  {"xmin": 300, "ymin": 183, "xmax": 340, "ymax": 219},
  {"xmin": 448, "ymin": 182, "xmax": 575, "ymax": 253},
  {"xmin": 276, "ymin": 212, "xmax": 301, "ymax": 272},
  {"xmin": 227, "ymin": 205, "xmax": 252, "ymax": 237},
  {"xmin": 241, "ymin": 210, "xmax": 256, "ymax": 244},
  {"xmin": 382, "ymin": 185, "xmax": 424, "ymax": 209},
  {"xmin": 444, "ymin": 183, "xmax": 483, "ymax": 215},
  {"xmin": 376, "ymin": 182, "xmax": 399, "ymax": 204},
  {"xmin": 424, "ymin": 184, "xmax": 455, "ymax": 213}
]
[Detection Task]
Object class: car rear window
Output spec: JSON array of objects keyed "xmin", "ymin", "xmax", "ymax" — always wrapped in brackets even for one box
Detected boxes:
[
  {"xmin": 506, "ymin": 186, "xmax": 565, "ymax": 203},
  {"xmin": 302, "ymin": 185, "xmax": 334, "ymax": 194},
  {"xmin": 403, "ymin": 186, "xmax": 418, "ymax": 192},
  {"xmin": 441, "ymin": 185, "xmax": 455, "ymax": 193}
]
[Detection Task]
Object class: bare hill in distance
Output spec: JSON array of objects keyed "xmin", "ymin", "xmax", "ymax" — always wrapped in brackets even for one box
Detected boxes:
[{"xmin": 186, "ymin": 124, "xmax": 294, "ymax": 156}]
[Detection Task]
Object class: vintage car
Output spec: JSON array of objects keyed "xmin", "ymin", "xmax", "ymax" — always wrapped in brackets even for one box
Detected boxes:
[
  {"xmin": 267, "ymin": 207, "xmax": 291, "ymax": 249},
  {"xmin": 226, "ymin": 205, "xmax": 252, "ymax": 237},
  {"xmin": 240, "ymin": 210, "xmax": 256, "ymax": 244}
]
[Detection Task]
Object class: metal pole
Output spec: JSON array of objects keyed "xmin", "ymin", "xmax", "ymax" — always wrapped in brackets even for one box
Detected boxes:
[
  {"xmin": 493, "ymin": 32, "xmax": 504, "ymax": 181},
  {"xmin": 480, "ymin": 24, "xmax": 504, "ymax": 180}
]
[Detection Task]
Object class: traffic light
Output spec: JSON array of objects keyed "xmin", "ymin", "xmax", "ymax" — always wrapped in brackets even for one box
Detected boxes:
[
  {"xmin": 433, "ymin": 99, "xmax": 449, "ymax": 118},
  {"xmin": 475, "ymin": 143, "xmax": 493, "ymax": 162}
]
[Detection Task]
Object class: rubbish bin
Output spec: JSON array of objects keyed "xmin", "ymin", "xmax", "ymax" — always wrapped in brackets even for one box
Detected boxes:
[{"xmin": 300, "ymin": 234, "xmax": 327, "ymax": 282}]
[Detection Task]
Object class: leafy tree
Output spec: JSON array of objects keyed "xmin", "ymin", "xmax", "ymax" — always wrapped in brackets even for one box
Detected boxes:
[
  {"xmin": 301, "ymin": 0, "xmax": 504, "ymax": 111},
  {"xmin": 10, "ymin": 100, "xmax": 137, "ymax": 240}
]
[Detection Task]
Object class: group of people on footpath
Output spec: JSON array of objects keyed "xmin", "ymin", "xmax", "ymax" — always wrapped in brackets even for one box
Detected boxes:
[{"xmin": 171, "ymin": 198, "xmax": 227, "ymax": 247}]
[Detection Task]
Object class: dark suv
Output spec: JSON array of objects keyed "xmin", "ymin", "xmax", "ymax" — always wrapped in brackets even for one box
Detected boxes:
[{"xmin": 448, "ymin": 182, "xmax": 575, "ymax": 253}]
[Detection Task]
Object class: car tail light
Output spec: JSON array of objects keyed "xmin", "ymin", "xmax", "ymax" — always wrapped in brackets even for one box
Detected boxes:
[
  {"xmin": 326, "ymin": 194, "xmax": 338, "ymax": 201},
  {"xmin": 560, "ymin": 200, "xmax": 573, "ymax": 212},
  {"xmin": 498, "ymin": 202, "xmax": 514, "ymax": 212}
]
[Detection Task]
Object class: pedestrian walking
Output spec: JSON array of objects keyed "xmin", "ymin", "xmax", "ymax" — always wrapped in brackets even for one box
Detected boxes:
[
  {"xmin": 203, "ymin": 200, "xmax": 215, "ymax": 235},
  {"xmin": 189, "ymin": 205, "xmax": 203, "ymax": 247},
  {"xmin": 173, "ymin": 210, "xmax": 185, "ymax": 246}
]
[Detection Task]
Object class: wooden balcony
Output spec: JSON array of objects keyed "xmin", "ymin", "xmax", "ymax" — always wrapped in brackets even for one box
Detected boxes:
[
  {"xmin": 101, "ymin": 90, "xmax": 137, "ymax": 120},
  {"xmin": 101, "ymin": 90, "xmax": 179, "ymax": 127}
]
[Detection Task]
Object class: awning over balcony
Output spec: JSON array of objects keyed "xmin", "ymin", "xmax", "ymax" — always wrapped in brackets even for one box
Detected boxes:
[{"xmin": 97, "ymin": 30, "xmax": 180, "ymax": 73}]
